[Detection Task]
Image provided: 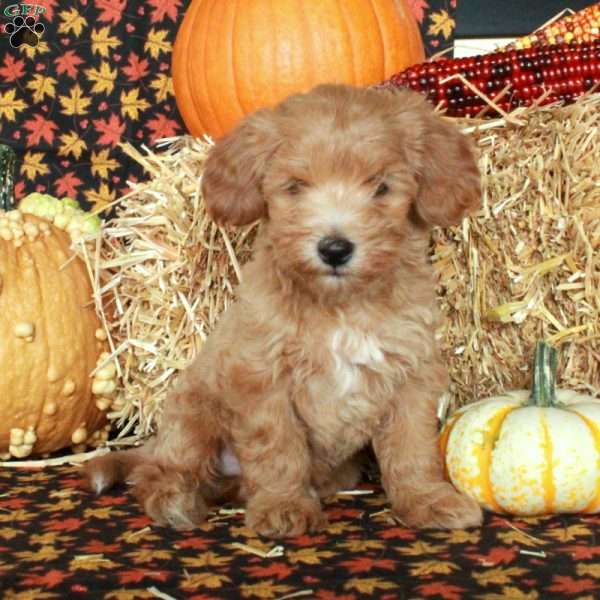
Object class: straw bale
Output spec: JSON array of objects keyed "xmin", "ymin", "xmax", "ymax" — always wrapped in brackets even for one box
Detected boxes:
[
  {"xmin": 435, "ymin": 92, "xmax": 600, "ymax": 412},
  {"xmin": 92, "ymin": 136, "xmax": 256, "ymax": 437},
  {"xmin": 93, "ymin": 93, "xmax": 600, "ymax": 438}
]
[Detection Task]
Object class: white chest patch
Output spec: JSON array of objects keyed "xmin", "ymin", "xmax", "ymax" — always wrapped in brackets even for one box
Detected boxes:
[
  {"xmin": 331, "ymin": 327, "xmax": 385, "ymax": 365},
  {"xmin": 329, "ymin": 327, "xmax": 384, "ymax": 395}
]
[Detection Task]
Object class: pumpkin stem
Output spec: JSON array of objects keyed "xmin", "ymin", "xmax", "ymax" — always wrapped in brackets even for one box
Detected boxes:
[
  {"xmin": 530, "ymin": 341, "xmax": 557, "ymax": 407},
  {"xmin": 0, "ymin": 144, "xmax": 16, "ymax": 212}
]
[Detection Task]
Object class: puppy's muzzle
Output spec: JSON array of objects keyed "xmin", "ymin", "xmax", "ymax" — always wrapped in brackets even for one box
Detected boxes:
[{"xmin": 317, "ymin": 236, "xmax": 355, "ymax": 268}]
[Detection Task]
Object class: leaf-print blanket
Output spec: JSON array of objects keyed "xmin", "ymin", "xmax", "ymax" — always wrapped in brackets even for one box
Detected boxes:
[{"xmin": 1, "ymin": 465, "xmax": 600, "ymax": 599}]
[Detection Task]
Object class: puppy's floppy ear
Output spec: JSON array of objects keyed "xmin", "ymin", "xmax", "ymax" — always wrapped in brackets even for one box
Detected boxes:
[
  {"xmin": 414, "ymin": 103, "xmax": 481, "ymax": 227},
  {"xmin": 389, "ymin": 90, "xmax": 481, "ymax": 228},
  {"xmin": 201, "ymin": 109, "xmax": 281, "ymax": 226}
]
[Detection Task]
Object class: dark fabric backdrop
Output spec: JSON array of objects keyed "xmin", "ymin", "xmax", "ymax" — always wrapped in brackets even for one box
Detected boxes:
[
  {"xmin": 0, "ymin": 0, "xmax": 457, "ymax": 213},
  {"xmin": 3, "ymin": 464, "xmax": 600, "ymax": 599}
]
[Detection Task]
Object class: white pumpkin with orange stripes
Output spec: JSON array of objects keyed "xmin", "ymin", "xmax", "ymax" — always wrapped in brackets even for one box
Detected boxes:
[{"xmin": 440, "ymin": 342, "xmax": 600, "ymax": 516}]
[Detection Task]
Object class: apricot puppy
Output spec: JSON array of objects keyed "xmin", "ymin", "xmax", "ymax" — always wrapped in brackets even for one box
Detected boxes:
[{"xmin": 86, "ymin": 84, "xmax": 483, "ymax": 537}]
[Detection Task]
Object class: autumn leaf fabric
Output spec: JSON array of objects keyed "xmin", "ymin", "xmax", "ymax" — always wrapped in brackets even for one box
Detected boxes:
[
  {"xmin": 2, "ymin": 465, "xmax": 600, "ymax": 599},
  {"xmin": 0, "ymin": 1, "xmax": 455, "ymax": 214},
  {"xmin": 409, "ymin": 0, "xmax": 457, "ymax": 53},
  {"xmin": 0, "ymin": 0, "xmax": 184, "ymax": 214}
]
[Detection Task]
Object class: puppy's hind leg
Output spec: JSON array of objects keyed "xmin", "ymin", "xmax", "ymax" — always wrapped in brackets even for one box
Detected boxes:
[
  {"xmin": 312, "ymin": 455, "xmax": 363, "ymax": 498},
  {"xmin": 127, "ymin": 463, "xmax": 210, "ymax": 530},
  {"xmin": 85, "ymin": 377, "xmax": 225, "ymax": 530},
  {"xmin": 136, "ymin": 384, "xmax": 225, "ymax": 529},
  {"xmin": 84, "ymin": 443, "xmax": 208, "ymax": 530}
]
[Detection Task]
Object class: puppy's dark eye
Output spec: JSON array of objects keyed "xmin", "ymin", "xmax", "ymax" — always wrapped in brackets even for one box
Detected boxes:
[
  {"xmin": 374, "ymin": 181, "xmax": 389, "ymax": 197},
  {"xmin": 286, "ymin": 179, "xmax": 307, "ymax": 195}
]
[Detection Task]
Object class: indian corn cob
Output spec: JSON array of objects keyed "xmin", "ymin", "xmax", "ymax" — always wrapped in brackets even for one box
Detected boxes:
[
  {"xmin": 383, "ymin": 40, "xmax": 600, "ymax": 117},
  {"xmin": 507, "ymin": 3, "xmax": 600, "ymax": 50}
]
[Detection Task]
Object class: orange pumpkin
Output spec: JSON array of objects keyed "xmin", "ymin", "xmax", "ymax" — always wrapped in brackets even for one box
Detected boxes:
[
  {"xmin": 0, "ymin": 207, "xmax": 117, "ymax": 459},
  {"xmin": 172, "ymin": 0, "xmax": 425, "ymax": 139}
]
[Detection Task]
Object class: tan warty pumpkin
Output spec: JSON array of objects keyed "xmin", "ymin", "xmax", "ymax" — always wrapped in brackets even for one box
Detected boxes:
[
  {"xmin": 0, "ymin": 184, "xmax": 117, "ymax": 458},
  {"xmin": 440, "ymin": 342, "xmax": 600, "ymax": 516}
]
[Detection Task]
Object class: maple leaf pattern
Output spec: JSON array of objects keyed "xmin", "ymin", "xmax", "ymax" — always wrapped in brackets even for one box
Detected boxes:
[
  {"xmin": 117, "ymin": 567, "xmax": 170, "ymax": 584},
  {"xmin": 238, "ymin": 579, "xmax": 293, "ymax": 598},
  {"xmin": 0, "ymin": 55, "xmax": 26, "ymax": 82},
  {"xmin": 344, "ymin": 577, "xmax": 398, "ymax": 594},
  {"xmin": 242, "ymin": 563, "xmax": 295, "ymax": 581},
  {"xmin": 20, "ymin": 570, "xmax": 72, "ymax": 589},
  {"xmin": 91, "ymin": 148, "xmax": 119, "ymax": 178},
  {"xmin": 58, "ymin": 131, "xmax": 87, "ymax": 160},
  {"xmin": 416, "ymin": 582, "xmax": 466, "ymax": 600},
  {"xmin": 59, "ymin": 85, "xmax": 92, "ymax": 116},
  {"xmin": 0, "ymin": 89, "xmax": 27, "ymax": 121},
  {"xmin": 428, "ymin": 8, "xmax": 456, "ymax": 40},
  {"xmin": 95, "ymin": 0, "xmax": 127, "ymax": 24},
  {"xmin": 123, "ymin": 52, "xmax": 150, "ymax": 81},
  {"xmin": 58, "ymin": 8, "xmax": 87, "ymax": 36},
  {"xmin": 149, "ymin": 73, "xmax": 174, "ymax": 102},
  {"xmin": 55, "ymin": 172, "xmax": 84, "ymax": 197},
  {"xmin": 120, "ymin": 88, "xmax": 150, "ymax": 120},
  {"xmin": 407, "ymin": 0, "xmax": 430, "ymax": 24},
  {"xmin": 23, "ymin": 114, "xmax": 58, "ymax": 146},
  {"xmin": 0, "ymin": 0, "xmax": 188, "ymax": 211},
  {"xmin": 85, "ymin": 61, "xmax": 118, "ymax": 95},
  {"xmin": 91, "ymin": 26, "xmax": 122, "ymax": 58},
  {"xmin": 85, "ymin": 181, "xmax": 117, "ymax": 212},
  {"xmin": 547, "ymin": 575, "xmax": 599, "ymax": 594},
  {"xmin": 0, "ymin": 0, "xmax": 452, "ymax": 212},
  {"xmin": 21, "ymin": 151, "xmax": 49, "ymax": 179},
  {"xmin": 146, "ymin": 113, "xmax": 179, "ymax": 144},
  {"xmin": 25, "ymin": 74, "xmax": 57, "ymax": 104},
  {"xmin": 55, "ymin": 51, "xmax": 84, "ymax": 78},
  {"xmin": 93, "ymin": 113, "xmax": 126, "ymax": 146},
  {"xmin": 147, "ymin": 0, "xmax": 182, "ymax": 23},
  {"xmin": 145, "ymin": 28, "xmax": 172, "ymax": 59},
  {"xmin": 3, "ymin": 463, "xmax": 600, "ymax": 599}
]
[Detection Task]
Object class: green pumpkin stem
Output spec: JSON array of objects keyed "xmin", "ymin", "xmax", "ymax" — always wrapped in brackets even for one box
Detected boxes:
[
  {"xmin": 529, "ymin": 341, "xmax": 557, "ymax": 407},
  {"xmin": 0, "ymin": 144, "xmax": 16, "ymax": 212}
]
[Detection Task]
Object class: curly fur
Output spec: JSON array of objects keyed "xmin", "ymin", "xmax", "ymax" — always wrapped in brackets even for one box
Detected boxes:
[{"xmin": 85, "ymin": 84, "xmax": 483, "ymax": 537}]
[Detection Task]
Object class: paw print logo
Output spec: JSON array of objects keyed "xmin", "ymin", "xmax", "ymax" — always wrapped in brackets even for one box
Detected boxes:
[{"xmin": 4, "ymin": 16, "xmax": 45, "ymax": 48}]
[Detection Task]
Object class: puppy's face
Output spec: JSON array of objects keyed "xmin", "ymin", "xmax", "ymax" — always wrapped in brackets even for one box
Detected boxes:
[
  {"xmin": 202, "ymin": 85, "xmax": 481, "ymax": 294},
  {"xmin": 262, "ymin": 114, "xmax": 417, "ymax": 290}
]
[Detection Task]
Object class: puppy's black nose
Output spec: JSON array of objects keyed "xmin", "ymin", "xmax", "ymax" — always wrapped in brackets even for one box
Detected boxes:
[{"xmin": 317, "ymin": 236, "xmax": 355, "ymax": 267}]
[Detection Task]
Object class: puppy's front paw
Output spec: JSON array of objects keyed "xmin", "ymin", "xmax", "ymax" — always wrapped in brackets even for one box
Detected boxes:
[
  {"xmin": 394, "ymin": 482, "xmax": 483, "ymax": 530},
  {"xmin": 246, "ymin": 494, "xmax": 327, "ymax": 538}
]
